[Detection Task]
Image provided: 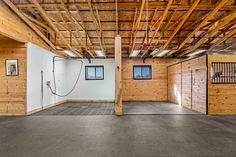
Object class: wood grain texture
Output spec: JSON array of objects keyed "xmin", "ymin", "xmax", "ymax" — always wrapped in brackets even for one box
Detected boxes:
[
  {"xmin": 0, "ymin": 39, "xmax": 26, "ymax": 115},
  {"xmin": 208, "ymin": 54, "xmax": 236, "ymax": 114},
  {"xmin": 114, "ymin": 35, "xmax": 122, "ymax": 115},
  {"xmin": 167, "ymin": 55, "xmax": 207, "ymax": 114},
  {"xmin": 0, "ymin": 4, "xmax": 48, "ymax": 49},
  {"xmin": 122, "ymin": 58, "xmax": 179, "ymax": 101},
  {"xmin": 167, "ymin": 63, "xmax": 182, "ymax": 104},
  {"xmin": 181, "ymin": 55, "xmax": 207, "ymax": 113}
]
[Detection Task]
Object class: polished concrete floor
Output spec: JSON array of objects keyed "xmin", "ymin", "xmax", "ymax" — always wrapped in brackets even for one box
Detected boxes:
[
  {"xmin": 0, "ymin": 115, "xmax": 236, "ymax": 157},
  {"xmin": 123, "ymin": 101, "xmax": 200, "ymax": 115},
  {"xmin": 33, "ymin": 101, "xmax": 199, "ymax": 115}
]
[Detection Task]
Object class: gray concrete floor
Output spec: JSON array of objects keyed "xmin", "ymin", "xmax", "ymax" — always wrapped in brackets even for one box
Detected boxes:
[
  {"xmin": 33, "ymin": 101, "xmax": 199, "ymax": 116},
  {"xmin": 0, "ymin": 115, "xmax": 236, "ymax": 157},
  {"xmin": 123, "ymin": 101, "xmax": 200, "ymax": 115}
]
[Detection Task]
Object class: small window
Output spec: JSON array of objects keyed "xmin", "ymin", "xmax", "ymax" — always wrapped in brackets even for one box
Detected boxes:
[
  {"xmin": 211, "ymin": 62, "xmax": 236, "ymax": 84},
  {"xmin": 133, "ymin": 65, "xmax": 152, "ymax": 80},
  {"xmin": 85, "ymin": 66, "xmax": 104, "ymax": 80}
]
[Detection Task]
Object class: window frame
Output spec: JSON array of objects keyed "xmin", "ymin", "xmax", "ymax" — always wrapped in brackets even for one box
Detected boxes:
[
  {"xmin": 133, "ymin": 65, "xmax": 152, "ymax": 80},
  {"xmin": 85, "ymin": 65, "xmax": 104, "ymax": 80},
  {"xmin": 211, "ymin": 62, "xmax": 236, "ymax": 84}
]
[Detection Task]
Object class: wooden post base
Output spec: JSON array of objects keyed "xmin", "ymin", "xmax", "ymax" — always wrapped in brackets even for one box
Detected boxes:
[{"xmin": 115, "ymin": 105, "xmax": 123, "ymax": 116}]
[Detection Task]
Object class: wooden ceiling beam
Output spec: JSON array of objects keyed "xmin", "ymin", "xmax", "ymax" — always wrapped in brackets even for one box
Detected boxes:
[
  {"xmin": 15, "ymin": 2, "xmax": 236, "ymax": 11},
  {"xmin": 134, "ymin": 0, "xmax": 145, "ymax": 29},
  {"xmin": 129, "ymin": 0, "xmax": 145, "ymax": 56},
  {"xmin": 60, "ymin": 0, "xmax": 95, "ymax": 57},
  {"xmin": 73, "ymin": 6, "xmax": 94, "ymax": 50},
  {"xmin": 31, "ymin": 0, "xmax": 82, "ymax": 57},
  {"xmin": 153, "ymin": 0, "xmax": 201, "ymax": 56},
  {"xmin": 48, "ymin": 20, "xmax": 220, "ymax": 24},
  {"xmin": 209, "ymin": 26, "xmax": 236, "ymax": 50},
  {"xmin": 175, "ymin": 0, "xmax": 229, "ymax": 51},
  {"xmin": 59, "ymin": 36, "xmax": 211, "ymax": 40},
  {"xmin": 141, "ymin": 0, "xmax": 173, "ymax": 57},
  {"xmin": 87, "ymin": 0, "xmax": 106, "ymax": 57},
  {"xmin": 180, "ymin": 12, "xmax": 209, "ymax": 31},
  {"xmin": 139, "ymin": 4, "xmax": 160, "ymax": 54},
  {"xmin": 2, "ymin": 0, "xmax": 56, "ymax": 51},
  {"xmin": 181, "ymin": 12, "xmax": 236, "ymax": 56},
  {"xmin": 129, "ymin": 8, "xmax": 138, "ymax": 50},
  {"xmin": 115, "ymin": 0, "xmax": 118, "ymax": 35},
  {"xmin": 150, "ymin": 0, "xmax": 173, "ymax": 45},
  {"xmin": 95, "ymin": 6, "xmax": 105, "ymax": 48},
  {"xmin": 224, "ymin": 42, "xmax": 236, "ymax": 50},
  {"xmin": 23, "ymin": 12, "xmax": 54, "ymax": 33},
  {"xmin": 56, "ymin": 13, "xmax": 82, "ymax": 50}
]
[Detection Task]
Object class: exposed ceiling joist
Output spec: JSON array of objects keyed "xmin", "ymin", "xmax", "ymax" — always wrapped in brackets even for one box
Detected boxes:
[
  {"xmin": 0, "ymin": 0, "xmax": 234, "ymax": 58},
  {"xmin": 60, "ymin": 0, "xmax": 94, "ymax": 57},
  {"xmin": 224, "ymin": 42, "xmax": 236, "ymax": 50},
  {"xmin": 3, "ymin": 0, "xmax": 56, "ymax": 51},
  {"xmin": 153, "ymin": 0, "xmax": 201, "ymax": 56},
  {"xmin": 179, "ymin": 0, "xmax": 229, "ymax": 50},
  {"xmin": 23, "ymin": 12, "xmax": 54, "ymax": 33},
  {"xmin": 87, "ymin": 0, "xmax": 106, "ymax": 57},
  {"xmin": 209, "ymin": 26, "xmax": 236, "ymax": 50},
  {"xmin": 167, "ymin": 0, "xmax": 229, "ymax": 57},
  {"xmin": 181, "ymin": 12, "xmax": 236, "ymax": 56},
  {"xmin": 14, "ymin": 2, "xmax": 236, "ymax": 11},
  {"xmin": 141, "ymin": 0, "xmax": 173, "ymax": 57},
  {"xmin": 31, "ymin": 0, "xmax": 82, "ymax": 57},
  {"xmin": 129, "ymin": 0, "xmax": 145, "ymax": 56}
]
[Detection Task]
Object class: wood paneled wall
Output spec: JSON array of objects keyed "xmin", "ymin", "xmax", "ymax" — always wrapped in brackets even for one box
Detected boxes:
[
  {"xmin": 182, "ymin": 55, "xmax": 207, "ymax": 113},
  {"xmin": 168, "ymin": 55, "xmax": 207, "ymax": 114},
  {"xmin": 167, "ymin": 63, "xmax": 182, "ymax": 104},
  {"xmin": 0, "ymin": 39, "xmax": 26, "ymax": 115},
  {"xmin": 208, "ymin": 54, "xmax": 236, "ymax": 114},
  {"xmin": 122, "ymin": 58, "xmax": 179, "ymax": 101}
]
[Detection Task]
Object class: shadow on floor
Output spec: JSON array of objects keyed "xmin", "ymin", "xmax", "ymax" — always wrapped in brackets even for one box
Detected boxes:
[{"xmin": 123, "ymin": 101, "xmax": 201, "ymax": 115}]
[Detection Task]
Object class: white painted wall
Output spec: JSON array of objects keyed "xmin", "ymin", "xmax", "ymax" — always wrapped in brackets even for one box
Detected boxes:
[
  {"xmin": 66, "ymin": 59, "xmax": 115, "ymax": 101},
  {"xmin": 27, "ymin": 43, "xmax": 67, "ymax": 112},
  {"xmin": 27, "ymin": 43, "xmax": 115, "ymax": 112}
]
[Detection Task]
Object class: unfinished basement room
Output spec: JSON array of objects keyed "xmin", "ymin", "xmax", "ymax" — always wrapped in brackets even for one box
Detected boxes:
[{"xmin": 0, "ymin": 0, "xmax": 236, "ymax": 156}]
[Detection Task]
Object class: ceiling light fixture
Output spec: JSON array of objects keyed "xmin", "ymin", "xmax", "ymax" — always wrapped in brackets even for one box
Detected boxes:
[
  {"xmin": 153, "ymin": 50, "xmax": 170, "ymax": 57},
  {"xmin": 64, "ymin": 50, "xmax": 77, "ymax": 57},
  {"xmin": 187, "ymin": 49, "xmax": 207, "ymax": 57},
  {"xmin": 95, "ymin": 50, "xmax": 105, "ymax": 57},
  {"xmin": 130, "ymin": 50, "xmax": 140, "ymax": 57}
]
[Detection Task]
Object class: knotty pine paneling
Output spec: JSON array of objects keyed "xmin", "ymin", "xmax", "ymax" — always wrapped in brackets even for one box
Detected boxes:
[
  {"xmin": 208, "ymin": 54, "xmax": 236, "ymax": 114},
  {"xmin": 181, "ymin": 55, "xmax": 207, "ymax": 113},
  {"xmin": 167, "ymin": 63, "xmax": 182, "ymax": 104},
  {"xmin": 0, "ymin": 40, "xmax": 26, "ymax": 115},
  {"xmin": 122, "ymin": 58, "xmax": 179, "ymax": 101},
  {"xmin": 167, "ymin": 55, "xmax": 207, "ymax": 114}
]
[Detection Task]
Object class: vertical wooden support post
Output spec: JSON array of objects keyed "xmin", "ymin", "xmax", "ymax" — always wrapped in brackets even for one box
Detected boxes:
[{"xmin": 115, "ymin": 35, "xmax": 123, "ymax": 116}]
